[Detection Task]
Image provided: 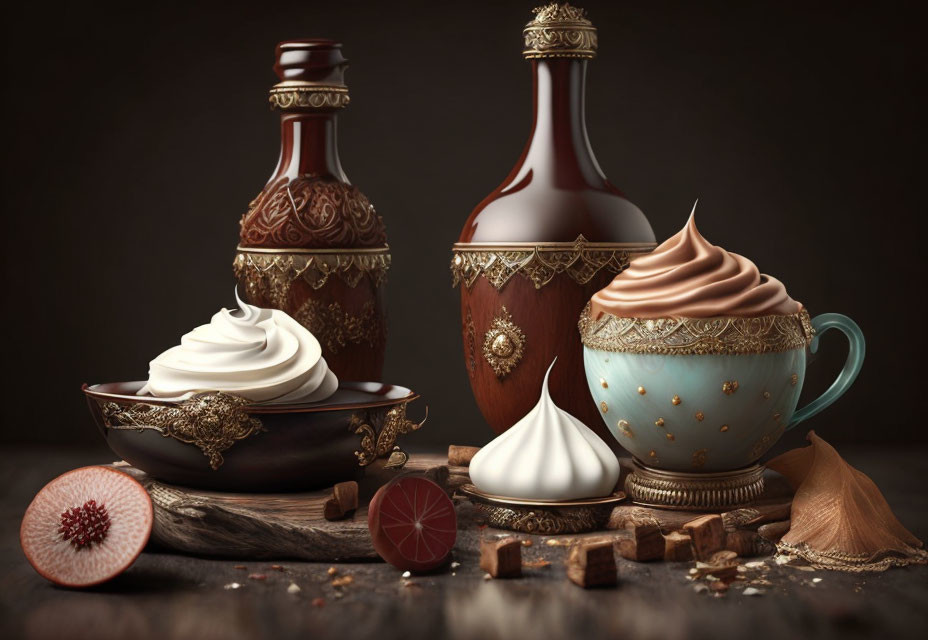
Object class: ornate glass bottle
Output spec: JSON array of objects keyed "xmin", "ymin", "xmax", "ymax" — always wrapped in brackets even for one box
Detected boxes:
[
  {"xmin": 451, "ymin": 4, "xmax": 656, "ymax": 444},
  {"xmin": 235, "ymin": 40, "xmax": 389, "ymax": 382}
]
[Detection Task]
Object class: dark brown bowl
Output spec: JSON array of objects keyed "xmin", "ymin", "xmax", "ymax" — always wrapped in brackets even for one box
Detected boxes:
[{"xmin": 83, "ymin": 381, "xmax": 425, "ymax": 492}]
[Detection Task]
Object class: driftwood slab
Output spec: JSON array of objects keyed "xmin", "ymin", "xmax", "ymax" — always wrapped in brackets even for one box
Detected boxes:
[
  {"xmin": 114, "ymin": 455, "xmax": 450, "ymax": 561},
  {"xmin": 112, "ymin": 455, "xmax": 790, "ymax": 562}
]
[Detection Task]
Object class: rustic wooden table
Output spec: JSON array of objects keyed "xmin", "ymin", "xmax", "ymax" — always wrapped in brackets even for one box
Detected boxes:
[{"xmin": 2, "ymin": 445, "xmax": 926, "ymax": 640}]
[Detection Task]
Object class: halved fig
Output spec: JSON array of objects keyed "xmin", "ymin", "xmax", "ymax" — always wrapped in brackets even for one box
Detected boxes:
[{"xmin": 20, "ymin": 466, "xmax": 153, "ymax": 587}]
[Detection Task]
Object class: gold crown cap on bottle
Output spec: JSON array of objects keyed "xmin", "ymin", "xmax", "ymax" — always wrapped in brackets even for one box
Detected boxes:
[{"xmin": 522, "ymin": 3, "xmax": 598, "ymax": 59}]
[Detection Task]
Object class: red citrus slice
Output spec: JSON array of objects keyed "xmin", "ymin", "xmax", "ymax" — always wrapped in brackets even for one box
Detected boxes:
[
  {"xmin": 20, "ymin": 466, "xmax": 153, "ymax": 587},
  {"xmin": 368, "ymin": 476, "xmax": 457, "ymax": 572}
]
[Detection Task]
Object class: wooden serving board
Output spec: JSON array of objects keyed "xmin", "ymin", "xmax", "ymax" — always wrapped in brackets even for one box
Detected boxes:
[
  {"xmin": 115, "ymin": 455, "xmax": 454, "ymax": 561},
  {"xmin": 115, "ymin": 456, "xmax": 790, "ymax": 562}
]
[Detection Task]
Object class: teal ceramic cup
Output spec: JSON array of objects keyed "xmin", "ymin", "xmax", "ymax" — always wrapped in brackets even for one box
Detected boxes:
[{"xmin": 579, "ymin": 306, "xmax": 864, "ymax": 472}]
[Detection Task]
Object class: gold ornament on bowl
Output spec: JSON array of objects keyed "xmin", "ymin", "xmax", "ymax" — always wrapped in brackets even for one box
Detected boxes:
[{"xmin": 82, "ymin": 381, "xmax": 426, "ymax": 492}]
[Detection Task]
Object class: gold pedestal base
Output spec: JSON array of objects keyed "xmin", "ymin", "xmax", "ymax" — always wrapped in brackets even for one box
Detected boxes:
[
  {"xmin": 459, "ymin": 484, "xmax": 625, "ymax": 534},
  {"xmin": 624, "ymin": 460, "xmax": 765, "ymax": 511}
]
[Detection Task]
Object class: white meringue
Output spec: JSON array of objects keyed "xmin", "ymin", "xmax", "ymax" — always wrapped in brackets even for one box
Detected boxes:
[
  {"xmin": 470, "ymin": 360, "xmax": 620, "ymax": 501},
  {"xmin": 139, "ymin": 290, "xmax": 337, "ymax": 404}
]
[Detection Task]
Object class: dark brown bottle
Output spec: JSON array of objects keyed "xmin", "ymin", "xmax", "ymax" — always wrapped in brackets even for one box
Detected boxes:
[
  {"xmin": 235, "ymin": 40, "xmax": 389, "ymax": 382},
  {"xmin": 451, "ymin": 4, "xmax": 656, "ymax": 445}
]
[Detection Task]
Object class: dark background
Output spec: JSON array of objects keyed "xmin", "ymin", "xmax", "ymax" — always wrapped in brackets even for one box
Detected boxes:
[{"xmin": 2, "ymin": 0, "xmax": 925, "ymax": 454}]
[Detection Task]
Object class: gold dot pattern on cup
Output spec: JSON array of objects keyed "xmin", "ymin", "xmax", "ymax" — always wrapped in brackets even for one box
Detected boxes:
[
  {"xmin": 692, "ymin": 448, "xmax": 708, "ymax": 468},
  {"xmin": 600, "ymin": 401, "xmax": 608, "ymax": 413},
  {"xmin": 790, "ymin": 374, "xmax": 798, "ymax": 386},
  {"xmin": 720, "ymin": 425, "xmax": 729, "ymax": 433},
  {"xmin": 695, "ymin": 411, "xmax": 704, "ymax": 422},
  {"xmin": 763, "ymin": 391, "xmax": 771, "ymax": 400},
  {"xmin": 666, "ymin": 433, "xmax": 675, "ymax": 441},
  {"xmin": 648, "ymin": 450, "xmax": 657, "ymax": 458},
  {"xmin": 751, "ymin": 433, "xmax": 773, "ymax": 459},
  {"xmin": 637, "ymin": 386, "xmax": 646, "ymax": 395},
  {"xmin": 655, "ymin": 417, "xmax": 665, "ymax": 427},
  {"xmin": 773, "ymin": 412, "xmax": 781, "ymax": 421},
  {"xmin": 600, "ymin": 378, "xmax": 608, "ymax": 389},
  {"xmin": 617, "ymin": 419, "xmax": 634, "ymax": 438},
  {"xmin": 722, "ymin": 380, "xmax": 739, "ymax": 395},
  {"xmin": 671, "ymin": 395, "xmax": 681, "ymax": 406}
]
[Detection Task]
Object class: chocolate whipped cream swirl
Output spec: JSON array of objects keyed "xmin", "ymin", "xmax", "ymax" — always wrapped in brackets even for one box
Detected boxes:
[{"xmin": 590, "ymin": 209, "xmax": 800, "ymax": 319}]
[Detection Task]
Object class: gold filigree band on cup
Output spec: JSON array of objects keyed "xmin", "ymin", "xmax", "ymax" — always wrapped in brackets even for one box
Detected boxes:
[
  {"xmin": 523, "ymin": 3, "xmax": 598, "ymax": 59},
  {"xmin": 450, "ymin": 236, "xmax": 655, "ymax": 291},
  {"xmin": 578, "ymin": 304, "xmax": 814, "ymax": 355},
  {"xmin": 269, "ymin": 84, "xmax": 350, "ymax": 110},
  {"xmin": 234, "ymin": 247, "xmax": 391, "ymax": 290}
]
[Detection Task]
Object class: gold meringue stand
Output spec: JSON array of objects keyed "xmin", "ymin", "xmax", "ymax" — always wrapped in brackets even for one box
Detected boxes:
[
  {"xmin": 459, "ymin": 484, "xmax": 625, "ymax": 534},
  {"xmin": 623, "ymin": 460, "xmax": 765, "ymax": 511}
]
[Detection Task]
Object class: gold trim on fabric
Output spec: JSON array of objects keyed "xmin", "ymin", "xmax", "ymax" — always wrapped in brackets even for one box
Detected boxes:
[{"xmin": 776, "ymin": 541, "xmax": 928, "ymax": 573}]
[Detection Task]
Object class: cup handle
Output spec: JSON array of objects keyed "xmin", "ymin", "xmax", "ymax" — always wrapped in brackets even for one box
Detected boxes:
[{"xmin": 787, "ymin": 313, "xmax": 865, "ymax": 430}]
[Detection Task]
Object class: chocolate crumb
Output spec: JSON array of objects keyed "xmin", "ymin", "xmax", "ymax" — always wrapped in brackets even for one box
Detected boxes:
[{"xmin": 331, "ymin": 575, "xmax": 354, "ymax": 587}]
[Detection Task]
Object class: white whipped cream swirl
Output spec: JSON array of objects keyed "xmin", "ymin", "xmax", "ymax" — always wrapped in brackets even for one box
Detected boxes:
[
  {"xmin": 139, "ymin": 291, "xmax": 337, "ymax": 404},
  {"xmin": 470, "ymin": 360, "xmax": 620, "ymax": 501}
]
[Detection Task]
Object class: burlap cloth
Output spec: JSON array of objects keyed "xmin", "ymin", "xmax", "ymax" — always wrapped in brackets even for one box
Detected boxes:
[{"xmin": 766, "ymin": 431, "xmax": 927, "ymax": 571}]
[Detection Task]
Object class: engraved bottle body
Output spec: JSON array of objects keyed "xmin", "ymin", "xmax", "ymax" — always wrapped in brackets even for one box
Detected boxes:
[
  {"xmin": 452, "ymin": 7, "xmax": 655, "ymax": 444},
  {"xmin": 235, "ymin": 40, "xmax": 388, "ymax": 382}
]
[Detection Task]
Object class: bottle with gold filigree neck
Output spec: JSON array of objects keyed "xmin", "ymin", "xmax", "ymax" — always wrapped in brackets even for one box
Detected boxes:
[
  {"xmin": 451, "ymin": 4, "xmax": 656, "ymax": 446},
  {"xmin": 234, "ymin": 39, "xmax": 389, "ymax": 382}
]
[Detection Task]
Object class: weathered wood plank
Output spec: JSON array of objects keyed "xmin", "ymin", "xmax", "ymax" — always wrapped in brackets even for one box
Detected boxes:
[{"xmin": 113, "ymin": 454, "xmax": 452, "ymax": 561}]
